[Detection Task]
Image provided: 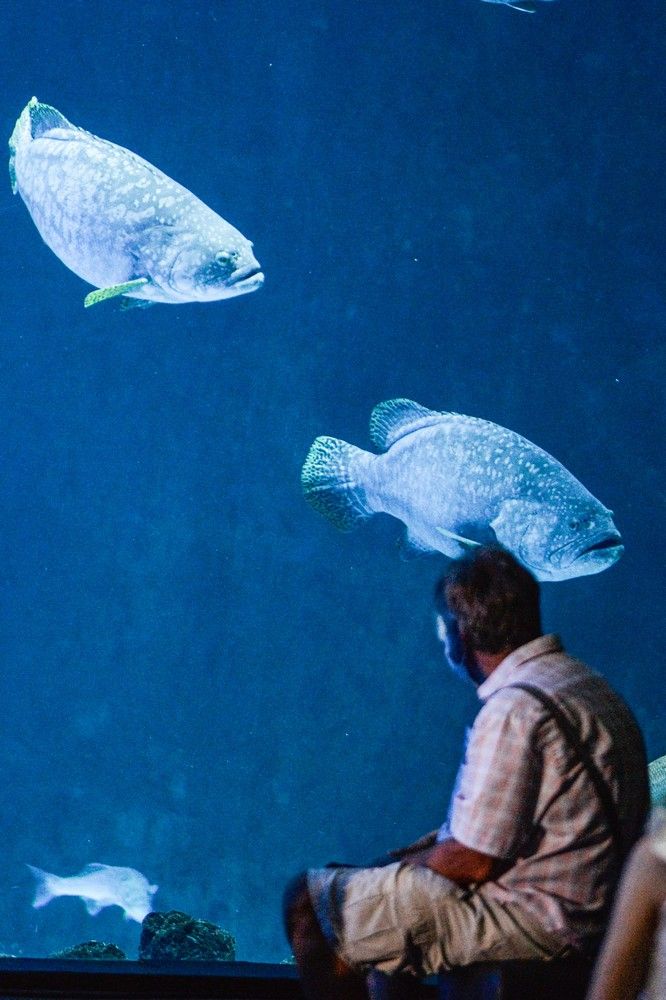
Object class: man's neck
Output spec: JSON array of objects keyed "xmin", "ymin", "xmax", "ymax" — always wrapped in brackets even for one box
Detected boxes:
[
  {"xmin": 474, "ymin": 649, "xmax": 511, "ymax": 680},
  {"xmin": 474, "ymin": 634, "xmax": 542, "ymax": 680}
]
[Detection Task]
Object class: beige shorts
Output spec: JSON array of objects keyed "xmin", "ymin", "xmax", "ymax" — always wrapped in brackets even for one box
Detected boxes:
[{"xmin": 307, "ymin": 862, "xmax": 565, "ymax": 977}]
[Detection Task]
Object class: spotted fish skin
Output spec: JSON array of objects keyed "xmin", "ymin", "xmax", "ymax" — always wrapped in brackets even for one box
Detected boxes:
[
  {"xmin": 9, "ymin": 98, "xmax": 263, "ymax": 305},
  {"xmin": 301, "ymin": 398, "xmax": 624, "ymax": 582}
]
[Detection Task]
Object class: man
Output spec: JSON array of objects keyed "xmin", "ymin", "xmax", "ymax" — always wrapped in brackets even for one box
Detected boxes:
[{"xmin": 284, "ymin": 545, "xmax": 649, "ymax": 1000}]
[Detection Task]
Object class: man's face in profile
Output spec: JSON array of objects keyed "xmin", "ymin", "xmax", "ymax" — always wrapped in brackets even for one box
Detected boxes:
[{"xmin": 436, "ymin": 612, "xmax": 482, "ymax": 686}]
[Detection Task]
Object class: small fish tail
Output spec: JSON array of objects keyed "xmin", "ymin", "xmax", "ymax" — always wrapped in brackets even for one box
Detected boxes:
[
  {"xmin": 27, "ymin": 98, "xmax": 75, "ymax": 140},
  {"xmin": 301, "ymin": 436, "xmax": 374, "ymax": 531},
  {"xmin": 9, "ymin": 98, "xmax": 76, "ymax": 194},
  {"xmin": 26, "ymin": 864, "xmax": 57, "ymax": 909},
  {"xmin": 8, "ymin": 100, "xmax": 33, "ymax": 194}
]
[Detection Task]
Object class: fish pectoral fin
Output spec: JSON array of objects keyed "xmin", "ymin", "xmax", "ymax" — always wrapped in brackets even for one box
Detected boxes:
[
  {"xmin": 84, "ymin": 278, "xmax": 149, "ymax": 308},
  {"xmin": 435, "ymin": 527, "xmax": 482, "ymax": 549},
  {"xmin": 83, "ymin": 898, "xmax": 104, "ymax": 915}
]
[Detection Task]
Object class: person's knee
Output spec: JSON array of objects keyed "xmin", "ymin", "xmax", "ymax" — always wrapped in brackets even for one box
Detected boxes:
[{"xmin": 283, "ymin": 871, "xmax": 313, "ymax": 944}]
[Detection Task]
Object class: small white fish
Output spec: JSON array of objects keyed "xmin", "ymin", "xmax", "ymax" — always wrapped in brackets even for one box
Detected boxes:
[
  {"xmin": 9, "ymin": 98, "xmax": 264, "ymax": 307},
  {"xmin": 27, "ymin": 862, "xmax": 157, "ymax": 923},
  {"xmin": 479, "ymin": 0, "xmax": 557, "ymax": 12}
]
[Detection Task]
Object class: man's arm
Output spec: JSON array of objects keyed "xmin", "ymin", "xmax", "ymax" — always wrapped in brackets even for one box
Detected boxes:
[
  {"xmin": 406, "ymin": 836, "xmax": 501, "ymax": 885},
  {"xmin": 586, "ymin": 837, "xmax": 666, "ymax": 1000}
]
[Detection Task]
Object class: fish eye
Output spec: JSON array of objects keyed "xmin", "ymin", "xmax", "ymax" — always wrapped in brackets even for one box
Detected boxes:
[
  {"xmin": 569, "ymin": 514, "xmax": 594, "ymax": 531},
  {"xmin": 215, "ymin": 250, "xmax": 235, "ymax": 264}
]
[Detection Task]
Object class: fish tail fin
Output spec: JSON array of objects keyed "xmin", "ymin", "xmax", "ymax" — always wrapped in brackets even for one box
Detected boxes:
[
  {"xmin": 27, "ymin": 98, "xmax": 75, "ymax": 140},
  {"xmin": 8, "ymin": 99, "xmax": 36, "ymax": 194},
  {"xmin": 9, "ymin": 98, "xmax": 76, "ymax": 193},
  {"xmin": 301, "ymin": 436, "xmax": 374, "ymax": 531},
  {"xmin": 26, "ymin": 864, "xmax": 57, "ymax": 909}
]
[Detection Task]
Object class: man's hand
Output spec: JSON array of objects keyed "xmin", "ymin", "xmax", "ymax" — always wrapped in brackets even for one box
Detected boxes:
[{"xmin": 406, "ymin": 836, "xmax": 501, "ymax": 886}]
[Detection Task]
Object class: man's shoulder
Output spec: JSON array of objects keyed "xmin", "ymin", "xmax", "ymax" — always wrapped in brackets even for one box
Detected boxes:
[
  {"xmin": 480, "ymin": 651, "xmax": 634, "ymax": 727},
  {"xmin": 509, "ymin": 646, "xmax": 616, "ymax": 700},
  {"xmin": 483, "ymin": 652, "xmax": 643, "ymax": 758},
  {"xmin": 474, "ymin": 685, "xmax": 554, "ymax": 735},
  {"xmin": 529, "ymin": 652, "xmax": 633, "ymax": 712}
]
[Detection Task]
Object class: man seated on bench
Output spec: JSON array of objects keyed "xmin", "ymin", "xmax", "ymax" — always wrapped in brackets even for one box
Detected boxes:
[{"xmin": 284, "ymin": 545, "xmax": 650, "ymax": 1000}]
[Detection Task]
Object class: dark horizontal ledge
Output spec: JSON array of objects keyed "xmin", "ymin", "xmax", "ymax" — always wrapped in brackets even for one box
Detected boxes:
[{"xmin": 0, "ymin": 958, "xmax": 303, "ymax": 1000}]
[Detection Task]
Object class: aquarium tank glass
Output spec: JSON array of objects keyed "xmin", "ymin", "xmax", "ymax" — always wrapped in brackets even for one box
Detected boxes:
[{"xmin": 1, "ymin": 0, "xmax": 663, "ymax": 965}]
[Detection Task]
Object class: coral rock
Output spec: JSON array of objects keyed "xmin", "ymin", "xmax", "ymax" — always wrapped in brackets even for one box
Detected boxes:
[
  {"xmin": 139, "ymin": 910, "xmax": 235, "ymax": 962},
  {"xmin": 51, "ymin": 941, "xmax": 127, "ymax": 960}
]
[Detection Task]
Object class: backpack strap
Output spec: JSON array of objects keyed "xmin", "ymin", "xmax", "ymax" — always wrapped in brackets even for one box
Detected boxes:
[{"xmin": 502, "ymin": 683, "xmax": 625, "ymax": 867}]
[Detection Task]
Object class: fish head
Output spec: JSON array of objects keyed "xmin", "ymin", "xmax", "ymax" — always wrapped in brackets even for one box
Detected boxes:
[
  {"xmin": 539, "ymin": 502, "xmax": 624, "ymax": 580},
  {"xmin": 491, "ymin": 499, "xmax": 623, "ymax": 581},
  {"xmin": 168, "ymin": 233, "xmax": 264, "ymax": 302},
  {"xmin": 119, "ymin": 875, "xmax": 158, "ymax": 923}
]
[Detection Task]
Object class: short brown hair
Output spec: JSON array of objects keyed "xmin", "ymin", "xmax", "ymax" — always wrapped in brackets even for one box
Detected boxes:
[{"xmin": 434, "ymin": 545, "xmax": 541, "ymax": 653}]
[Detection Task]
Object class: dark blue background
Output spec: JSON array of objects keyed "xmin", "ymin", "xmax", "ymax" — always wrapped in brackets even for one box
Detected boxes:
[{"xmin": 0, "ymin": 0, "xmax": 663, "ymax": 961}]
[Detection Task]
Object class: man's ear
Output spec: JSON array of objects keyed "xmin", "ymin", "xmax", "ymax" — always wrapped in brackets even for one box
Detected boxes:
[{"xmin": 435, "ymin": 614, "xmax": 447, "ymax": 643}]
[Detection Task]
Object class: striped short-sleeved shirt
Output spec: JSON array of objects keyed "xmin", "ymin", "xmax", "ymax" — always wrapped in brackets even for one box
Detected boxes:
[{"xmin": 439, "ymin": 634, "xmax": 649, "ymax": 945}]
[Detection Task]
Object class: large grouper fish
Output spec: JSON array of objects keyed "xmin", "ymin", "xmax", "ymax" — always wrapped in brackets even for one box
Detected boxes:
[
  {"xmin": 9, "ymin": 97, "xmax": 264, "ymax": 307},
  {"xmin": 302, "ymin": 398, "xmax": 624, "ymax": 581}
]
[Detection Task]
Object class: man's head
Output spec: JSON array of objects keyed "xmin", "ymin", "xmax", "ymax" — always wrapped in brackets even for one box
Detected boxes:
[{"xmin": 434, "ymin": 545, "xmax": 542, "ymax": 683}]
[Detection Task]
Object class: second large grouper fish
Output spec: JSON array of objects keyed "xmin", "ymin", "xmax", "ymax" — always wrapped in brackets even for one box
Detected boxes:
[
  {"xmin": 302, "ymin": 398, "xmax": 623, "ymax": 581},
  {"xmin": 9, "ymin": 98, "xmax": 264, "ymax": 307}
]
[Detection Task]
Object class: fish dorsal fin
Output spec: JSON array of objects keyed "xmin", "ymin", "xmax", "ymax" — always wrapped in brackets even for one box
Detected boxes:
[
  {"xmin": 27, "ymin": 98, "xmax": 76, "ymax": 139},
  {"xmin": 81, "ymin": 863, "xmax": 107, "ymax": 873},
  {"xmin": 369, "ymin": 398, "xmax": 444, "ymax": 450}
]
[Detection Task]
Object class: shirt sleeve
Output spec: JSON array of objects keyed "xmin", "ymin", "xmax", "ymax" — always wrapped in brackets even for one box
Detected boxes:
[{"xmin": 448, "ymin": 690, "xmax": 545, "ymax": 860}]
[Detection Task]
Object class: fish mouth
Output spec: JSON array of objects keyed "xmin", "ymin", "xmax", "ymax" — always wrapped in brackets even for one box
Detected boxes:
[
  {"xmin": 574, "ymin": 532, "xmax": 624, "ymax": 562},
  {"xmin": 580, "ymin": 534, "xmax": 623, "ymax": 555},
  {"xmin": 549, "ymin": 526, "xmax": 623, "ymax": 560},
  {"xmin": 227, "ymin": 264, "xmax": 264, "ymax": 288}
]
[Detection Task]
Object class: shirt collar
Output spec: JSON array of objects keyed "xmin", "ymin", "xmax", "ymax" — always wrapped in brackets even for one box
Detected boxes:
[{"xmin": 477, "ymin": 634, "xmax": 563, "ymax": 701}]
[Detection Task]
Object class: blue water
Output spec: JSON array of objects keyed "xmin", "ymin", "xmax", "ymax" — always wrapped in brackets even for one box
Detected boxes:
[{"xmin": 1, "ymin": 0, "xmax": 664, "ymax": 962}]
